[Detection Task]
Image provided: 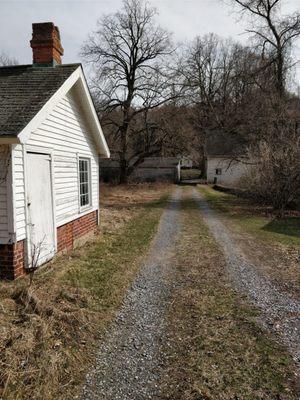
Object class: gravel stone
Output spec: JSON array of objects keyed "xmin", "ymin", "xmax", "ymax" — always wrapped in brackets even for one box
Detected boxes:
[
  {"xmin": 81, "ymin": 188, "xmax": 181, "ymax": 400},
  {"xmin": 193, "ymin": 188, "xmax": 300, "ymax": 364}
]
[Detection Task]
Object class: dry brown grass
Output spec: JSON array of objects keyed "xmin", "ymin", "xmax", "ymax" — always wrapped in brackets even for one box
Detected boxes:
[
  {"xmin": 0, "ymin": 280, "xmax": 96, "ymax": 399},
  {"xmin": 0, "ymin": 183, "xmax": 170, "ymax": 400},
  {"xmin": 160, "ymin": 189, "xmax": 299, "ymax": 399},
  {"xmin": 100, "ymin": 182, "xmax": 170, "ymax": 233}
]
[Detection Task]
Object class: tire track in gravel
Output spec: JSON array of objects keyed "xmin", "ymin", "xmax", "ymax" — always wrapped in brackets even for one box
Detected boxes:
[
  {"xmin": 193, "ymin": 188, "xmax": 300, "ymax": 365},
  {"xmin": 81, "ymin": 187, "xmax": 182, "ymax": 400}
]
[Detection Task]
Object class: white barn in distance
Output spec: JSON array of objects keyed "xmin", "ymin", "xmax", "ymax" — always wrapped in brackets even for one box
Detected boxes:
[
  {"xmin": 0, "ymin": 22, "xmax": 110, "ymax": 280},
  {"xmin": 205, "ymin": 130, "xmax": 250, "ymax": 187}
]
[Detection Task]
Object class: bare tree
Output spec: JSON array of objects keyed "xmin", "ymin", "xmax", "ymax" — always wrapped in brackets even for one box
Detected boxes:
[
  {"xmin": 182, "ymin": 33, "xmax": 274, "ymax": 128},
  {"xmin": 27, "ymin": 237, "xmax": 46, "ymax": 286},
  {"xmin": 231, "ymin": 0, "xmax": 300, "ymax": 97},
  {"xmin": 224, "ymin": 0, "xmax": 300, "ymax": 212},
  {"xmin": 244, "ymin": 107, "xmax": 300, "ymax": 213},
  {"xmin": 82, "ymin": 0, "xmax": 178, "ymax": 183},
  {"xmin": 0, "ymin": 52, "xmax": 18, "ymax": 66},
  {"xmin": 179, "ymin": 34, "xmax": 264, "ymax": 167}
]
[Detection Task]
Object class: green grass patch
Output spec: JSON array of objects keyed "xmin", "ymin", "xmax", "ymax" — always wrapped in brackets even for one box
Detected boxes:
[
  {"xmin": 63, "ymin": 194, "xmax": 169, "ymax": 310},
  {"xmin": 180, "ymin": 168, "xmax": 201, "ymax": 180},
  {"xmin": 199, "ymin": 186, "xmax": 300, "ymax": 246}
]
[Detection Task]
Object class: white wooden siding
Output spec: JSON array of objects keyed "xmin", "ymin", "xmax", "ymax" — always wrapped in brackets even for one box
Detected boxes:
[
  {"xmin": 13, "ymin": 145, "xmax": 26, "ymax": 240},
  {"xmin": 207, "ymin": 157, "xmax": 250, "ymax": 186},
  {"xmin": 0, "ymin": 145, "xmax": 11, "ymax": 243},
  {"xmin": 14, "ymin": 87, "xmax": 99, "ymax": 242}
]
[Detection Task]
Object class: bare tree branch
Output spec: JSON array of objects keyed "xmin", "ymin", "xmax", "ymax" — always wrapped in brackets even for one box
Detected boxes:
[
  {"xmin": 81, "ymin": 0, "xmax": 181, "ymax": 182},
  {"xmin": 232, "ymin": 0, "xmax": 300, "ymax": 97},
  {"xmin": 0, "ymin": 52, "xmax": 18, "ymax": 66}
]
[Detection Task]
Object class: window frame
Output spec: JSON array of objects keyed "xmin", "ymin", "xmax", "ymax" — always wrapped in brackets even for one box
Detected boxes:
[
  {"xmin": 78, "ymin": 156, "xmax": 92, "ymax": 212},
  {"xmin": 215, "ymin": 168, "xmax": 222, "ymax": 175}
]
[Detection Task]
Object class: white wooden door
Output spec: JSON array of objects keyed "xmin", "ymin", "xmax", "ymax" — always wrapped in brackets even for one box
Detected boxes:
[{"xmin": 26, "ymin": 152, "xmax": 55, "ymax": 267}]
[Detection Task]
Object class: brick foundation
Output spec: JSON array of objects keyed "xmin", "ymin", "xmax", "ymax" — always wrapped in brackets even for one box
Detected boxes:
[
  {"xmin": 0, "ymin": 240, "xmax": 26, "ymax": 280},
  {"xmin": 0, "ymin": 210, "xmax": 98, "ymax": 280},
  {"xmin": 57, "ymin": 210, "xmax": 98, "ymax": 253}
]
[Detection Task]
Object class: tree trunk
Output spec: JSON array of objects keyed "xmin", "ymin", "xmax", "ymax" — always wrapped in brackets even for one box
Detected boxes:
[
  {"xmin": 276, "ymin": 50, "xmax": 285, "ymax": 98},
  {"xmin": 119, "ymin": 158, "xmax": 128, "ymax": 184},
  {"xmin": 119, "ymin": 127, "xmax": 128, "ymax": 184},
  {"xmin": 198, "ymin": 143, "xmax": 206, "ymax": 178}
]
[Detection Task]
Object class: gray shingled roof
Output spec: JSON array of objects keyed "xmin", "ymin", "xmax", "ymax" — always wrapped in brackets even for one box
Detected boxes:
[
  {"xmin": 99, "ymin": 156, "xmax": 179, "ymax": 169},
  {"xmin": 205, "ymin": 130, "xmax": 247, "ymax": 157},
  {"xmin": 137, "ymin": 157, "xmax": 179, "ymax": 168},
  {"xmin": 0, "ymin": 64, "xmax": 80, "ymax": 136}
]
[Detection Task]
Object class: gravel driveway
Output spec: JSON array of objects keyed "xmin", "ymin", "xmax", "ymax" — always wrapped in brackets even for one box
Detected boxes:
[
  {"xmin": 81, "ymin": 186, "xmax": 299, "ymax": 400},
  {"xmin": 193, "ymin": 188, "xmax": 300, "ymax": 364},
  {"xmin": 82, "ymin": 188, "xmax": 181, "ymax": 400}
]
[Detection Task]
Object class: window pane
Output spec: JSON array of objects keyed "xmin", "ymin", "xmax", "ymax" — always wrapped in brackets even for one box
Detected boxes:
[{"xmin": 79, "ymin": 158, "xmax": 90, "ymax": 207}]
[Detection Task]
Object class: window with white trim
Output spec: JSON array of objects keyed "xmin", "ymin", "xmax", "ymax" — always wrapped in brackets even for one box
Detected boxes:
[
  {"xmin": 79, "ymin": 158, "xmax": 91, "ymax": 208},
  {"xmin": 215, "ymin": 168, "xmax": 222, "ymax": 175}
]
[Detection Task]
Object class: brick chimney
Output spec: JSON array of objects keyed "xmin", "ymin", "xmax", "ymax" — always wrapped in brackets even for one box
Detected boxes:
[{"xmin": 30, "ymin": 22, "xmax": 64, "ymax": 66}]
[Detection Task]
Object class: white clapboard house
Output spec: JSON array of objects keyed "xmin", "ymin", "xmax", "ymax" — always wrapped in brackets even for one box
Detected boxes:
[
  {"xmin": 0, "ymin": 22, "xmax": 110, "ymax": 279},
  {"xmin": 205, "ymin": 130, "xmax": 249, "ymax": 186}
]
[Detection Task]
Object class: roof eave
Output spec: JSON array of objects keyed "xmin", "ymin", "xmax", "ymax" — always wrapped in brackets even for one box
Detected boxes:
[
  {"xmin": 77, "ymin": 66, "xmax": 110, "ymax": 158},
  {"xmin": 17, "ymin": 66, "xmax": 110, "ymax": 158},
  {"xmin": 206, "ymin": 154, "xmax": 245, "ymax": 158}
]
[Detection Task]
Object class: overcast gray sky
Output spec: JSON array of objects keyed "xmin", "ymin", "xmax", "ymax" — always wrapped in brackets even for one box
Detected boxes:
[{"xmin": 0, "ymin": 0, "xmax": 299, "ymax": 82}]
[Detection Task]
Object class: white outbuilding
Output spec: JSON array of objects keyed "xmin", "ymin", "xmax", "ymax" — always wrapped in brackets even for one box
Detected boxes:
[
  {"xmin": 0, "ymin": 22, "xmax": 110, "ymax": 279},
  {"xmin": 205, "ymin": 130, "xmax": 250, "ymax": 187}
]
